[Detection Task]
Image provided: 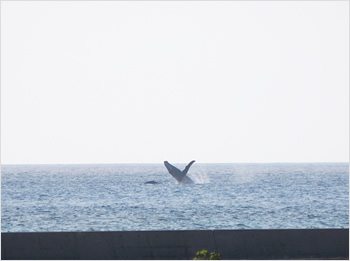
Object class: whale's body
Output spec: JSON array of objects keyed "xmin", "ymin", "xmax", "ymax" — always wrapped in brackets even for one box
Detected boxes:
[
  {"xmin": 144, "ymin": 180, "xmax": 160, "ymax": 185},
  {"xmin": 164, "ymin": 160, "xmax": 195, "ymax": 184}
]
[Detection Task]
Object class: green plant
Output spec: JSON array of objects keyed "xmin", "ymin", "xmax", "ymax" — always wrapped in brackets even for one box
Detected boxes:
[{"xmin": 193, "ymin": 249, "xmax": 221, "ymax": 260}]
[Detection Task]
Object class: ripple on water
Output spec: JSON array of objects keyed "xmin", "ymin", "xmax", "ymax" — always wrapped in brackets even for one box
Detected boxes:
[{"xmin": 1, "ymin": 163, "xmax": 349, "ymax": 232}]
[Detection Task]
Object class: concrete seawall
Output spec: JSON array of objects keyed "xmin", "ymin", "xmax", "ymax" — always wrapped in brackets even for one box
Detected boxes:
[{"xmin": 1, "ymin": 229, "xmax": 349, "ymax": 260}]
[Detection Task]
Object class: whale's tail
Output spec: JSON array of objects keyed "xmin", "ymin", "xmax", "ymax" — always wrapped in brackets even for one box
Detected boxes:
[{"xmin": 164, "ymin": 160, "xmax": 195, "ymax": 184}]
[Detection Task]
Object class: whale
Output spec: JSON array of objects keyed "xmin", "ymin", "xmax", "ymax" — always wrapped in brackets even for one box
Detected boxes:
[
  {"xmin": 164, "ymin": 160, "xmax": 195, "ymax": 184},
  {"xmin": 144, "ymin": 180, "xmax": 160, "ymax": 185}
]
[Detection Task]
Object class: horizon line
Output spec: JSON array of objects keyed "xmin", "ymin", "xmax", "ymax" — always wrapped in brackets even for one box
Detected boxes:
[{"xmin": 1, "ymin": 161, "xmax": 348, "ymax": 165}]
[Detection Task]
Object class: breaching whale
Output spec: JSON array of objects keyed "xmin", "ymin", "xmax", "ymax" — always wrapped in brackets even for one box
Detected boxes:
[{"xmin": 164, "ymin": 160, "xmax": 195, "ymax": 184}]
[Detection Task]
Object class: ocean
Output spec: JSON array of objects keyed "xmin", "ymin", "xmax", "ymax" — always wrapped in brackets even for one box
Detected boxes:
[{"xmin": 1, "ymin": 163, "xmax": 348, "ymax": 232}]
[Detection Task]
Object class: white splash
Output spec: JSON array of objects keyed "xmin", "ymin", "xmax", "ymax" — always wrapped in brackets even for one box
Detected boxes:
[{"xmin": 191, "ymin": 167, "xmax": 210, "ymax": 184}]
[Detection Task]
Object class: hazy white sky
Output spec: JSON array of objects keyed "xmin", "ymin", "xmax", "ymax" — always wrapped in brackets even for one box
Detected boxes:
[{"xmin": 1, "ymin": 1, "xmax": 349, "ymax": 164}]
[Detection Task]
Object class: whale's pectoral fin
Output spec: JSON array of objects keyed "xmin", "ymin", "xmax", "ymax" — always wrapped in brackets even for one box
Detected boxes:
[
  {"xmin": 164, "ymin": 161, "xmax": 182, "ymax": 173},
  {"xmin": 182, "ymin": 160, "xmax": 195, "ymax": 175}
]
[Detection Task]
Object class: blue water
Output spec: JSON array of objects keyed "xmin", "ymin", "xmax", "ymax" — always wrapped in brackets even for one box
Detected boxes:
[{"xmin": 1, "ymin": 163, "xmax": 348, "ymax": 232}]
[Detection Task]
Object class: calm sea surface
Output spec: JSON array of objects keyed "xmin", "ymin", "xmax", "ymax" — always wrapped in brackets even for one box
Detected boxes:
[{"xmin": 1, "ymin": 163, "xmax": 348, "ymax": 232}]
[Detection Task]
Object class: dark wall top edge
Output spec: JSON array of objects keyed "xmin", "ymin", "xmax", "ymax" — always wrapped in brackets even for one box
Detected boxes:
[{"xmin": 2, "ymin": 228, "xmax": 349, "ymax": 234}]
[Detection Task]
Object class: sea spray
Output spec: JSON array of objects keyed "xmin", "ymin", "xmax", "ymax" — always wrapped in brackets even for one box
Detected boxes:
[{"xmin": 191, "ymin": 166, "xmax": 210, "ymax": 184}]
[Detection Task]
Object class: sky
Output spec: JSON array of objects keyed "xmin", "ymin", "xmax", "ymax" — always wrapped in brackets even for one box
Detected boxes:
[{"xmin": 1, "ymin": 1, "xmax": 349, "ymax": 164}]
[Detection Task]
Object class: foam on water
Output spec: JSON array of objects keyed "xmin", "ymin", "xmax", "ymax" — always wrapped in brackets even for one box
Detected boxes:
[{"xmin": 1, "ymin": 163, "xmax": 349, "ymax": 232}]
